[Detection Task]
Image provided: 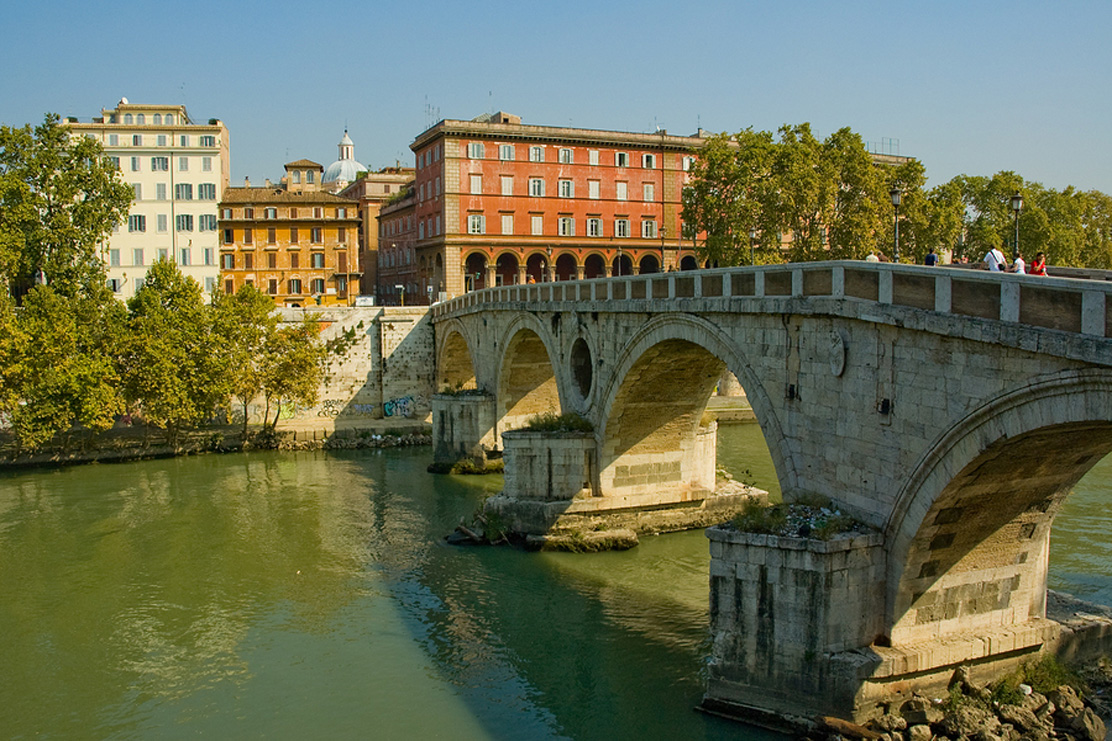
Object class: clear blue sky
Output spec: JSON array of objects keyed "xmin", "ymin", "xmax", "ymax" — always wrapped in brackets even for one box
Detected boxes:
[{"xmin": 4, "ymin": 0, "xmax": 1110, "ymax": 194}]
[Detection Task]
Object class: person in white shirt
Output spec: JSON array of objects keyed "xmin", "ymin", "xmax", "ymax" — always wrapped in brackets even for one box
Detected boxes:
[
  {"xmin": 1011, "ymin": 254, "xmax": 1026, "ymax": 274},
  {"xmin": 984, "ymin": 243, "xmax": 1006, "ymax": 272}
]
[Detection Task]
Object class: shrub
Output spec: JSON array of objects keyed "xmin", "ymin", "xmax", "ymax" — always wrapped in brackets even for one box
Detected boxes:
[{"xmin": 522, "ymin": 411, "xmax": 593, "ymax": 433}]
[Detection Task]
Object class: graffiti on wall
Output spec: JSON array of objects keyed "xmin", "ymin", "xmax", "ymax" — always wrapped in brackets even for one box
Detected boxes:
[{"xmin": 383, "ymin": 395, "xmax": 414, "ymax": 418}]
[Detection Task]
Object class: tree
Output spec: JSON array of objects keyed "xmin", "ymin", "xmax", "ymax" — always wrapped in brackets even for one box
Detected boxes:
[
  {"xmin": 120, "ymin": 259, "xmax": 228, "ymax": 441},
  {"xmin": 211, "ymin": 284, "xmax": 278, "ymax": 435},
  {"xmin": 0, "ymin": 114, "xmax": 132, "ymax": 299},
  {"xmin": 259, "ymin": 317, "xmax": 325, "ymax": 430}
]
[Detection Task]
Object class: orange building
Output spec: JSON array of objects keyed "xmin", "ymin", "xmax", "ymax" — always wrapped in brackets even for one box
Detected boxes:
[
  {"xmin": 406, "ymin": 112, "xmax": 707, "ymax": 302},
  {"xmin": 338, "ymin": 165, "xmax": 416, "ymax": 298},
  {"xmin": 218, "ymin": 160, "xmax": 361, "ymax": 306},
  {"xmin": 377, "ymin": 183, "xmax": 418, "ymax": 305}
]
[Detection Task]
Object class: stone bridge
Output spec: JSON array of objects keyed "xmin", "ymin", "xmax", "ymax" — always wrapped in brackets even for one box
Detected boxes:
[{"xmin": 429, "ymin": 261, "xmax": 1112, "ymax": 725}]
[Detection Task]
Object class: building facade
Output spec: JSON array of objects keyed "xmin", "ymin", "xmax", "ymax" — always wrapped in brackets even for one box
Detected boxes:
[
  {"xmin": 406, "ymin": 112, "xmax": 706, "ymax": 302},
  {"xmin": 218, "ymin": 160, "xmax": 361, "ymax": 307},
  {"xmin": 376, "ymin": 184, "xmax": 418, "ymax": 305},
  {"xmin": 338, "ymin": 164, "xmax": 416, "ymax": 298},
  {"xmin": 66, "ymin": 99, "xmax": 230, "ymax": 300}
]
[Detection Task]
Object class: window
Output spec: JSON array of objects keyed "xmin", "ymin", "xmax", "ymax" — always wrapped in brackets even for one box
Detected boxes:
[
  {"xmin": 289, "ymin": 208, "xmax": 298, "ymax": 218},
  {"xmin": 128, "ymin": 215, "xmax": 146, "ymax": 232},
  {"xmin": 615, "ymin": 152, "xmax": 629, "ymax": 167},
  {"xmin": 287, "ymin": 253, "xmax": 298, "ymax": 269},
  {"xmin": 175, "ymin": 183, "xmax": 192, "ymax": 200},
  {"xmin": 199, "ymin": 135, "xmax": 215, "ymax": 147},
  {"xmin": 470, "ymin": 174, "xmax": 482, "ymax": 195},
  {"xmin": 267, "ymin": 252, "xmax": 276, "ymax": 268},
  {"xmin": 244, "ymin": 228, "xmax": 253, "ymax": 244},
  {"xmin": 151, "ymin": 156, "xmax": 168, "ymax": 171},
  {"xmin": 468, "ymin": 214, "xmax": 485, "ymax": 234},
  {"xmin": 164, "ymin": 114, "xmax": 173, "ymax": 125},
  {"xmin": 223, "ymin": 228, "xmax": 234, "ymax": 244},
  {"xmin": 588, "ymin": 150, "xmax": 599, "ymax": 166},
  {"xmin": 202, "ymin": 157, "xmax": 212, "ymax": 172},
  {"xmin": 435, "ymin": 176, "xmax": 441, "ymax": 195},
  {"xmin": 267, "ymin": 227, "xmax": 276, "ymax": 244},
  {"xmin": 337, "ymin": 227, "xmax": 346, "ymax": 242},
  {"xmin": 157, "ymin": 214, "xmax": 168, "ymax": 233},
  {"xmin": 529, "ymin": 146, "xmax": 544, "ymax": 162},
  {"xmin": 199, "ymin": 214, "xmax": 217, "ymax": 231},
  {"xmin": 558, "ymin": 179, "xmax": 574, "ymax": 198},
  {"xmin": 642, "ymin": 153, "xmax": 656, "ymax": 169},
  {"xmin": 311, "ymin": 252, "xmax": 325, "ymax": 268},
  {"xmin": 153, "ymin": 114, "xmax": 162, "ymax": 124},
  {"xmin": 558, "ymin": 148, "xmax": 573, "ymax": 164},
  {"xmin": 500, "ymin": 175, "xmax": 514, "ymax": 196},
  {"xmin": 337, "ymin": 207, "xmax": 347, "ymax": 218},
  {"xmin": 528, "ymin": 178, "xmax": 545, "ymax": 197},
  {"xmin": 131, "ymin": 183, "xmax": 142, "ymax": 200},
  {"xmin": 615, "ymin": 218, "xmax": 630, "ymax": 237},
  {"xmin": 292, "ymin": 170, "xmax": 301, "ymax": 184},
  {"xmin": 467, "ymin": 142, "xmax": 484, "ymax": 159},
  {"xmin": 109, "ymin": 156, "xmax": 120, "ymax": 169},
  {"xmin": 132, "ymin": 135, "xmax": 142, "ymax": 146},
  {"xmin": 178, "ymin": 157, "xmax": 189, "ymax": 172},
  {"xmin": 108, "ymin": 134, "xmax": 118, "ymax": 146},
  {"xmin": 306, "ymin": 170, "xmax": 314, "ymax": 184},
  {"xmin": 130, "ymin": 156, "xmax": 140, "ymax": 171},
  {"xmin": 124, "ymin": 114, "xmax": 133, "ymax": 124},
  {"xmin": 531, "ymin": 215, "xmax": 543, "ymax": 235},
  {"xmin": 180, "ymin": 135, "xmax": 189, "ymax": 147},
  {"xmin": 311, "ymin": 227, "xmax": 322, "ymax": 243},
  {"xmin": 499, "ymin": 144, "xmax": 514, "ymax": 161},
  {"xmin": 587, "ymin": 217, "xmax": 603, "ymax": 237},
  {"xmin": 641, "ymin": 219, "xmax": 657, "ymax": 239},
  {"xmin": 267, "ymin": 279, "xmax": 278, "ymax": 295},
  {"xmin": 245, "ymin": 207, "xmax": 254, "ymax": 218},
  {"xmin": 312, "ymin": 207, "xmax": 322, "ymax": 218},
  {"xmin": 133, "ymin": 248, "xmax": 144, "ymax": 265},
  {"xmin": 198, "ymin": 183, "xmax": 216, "ymax": 200},
  {"xmin": 643, "ymin": 183, "xmax": 655, "ymax": 202},
  {"xmin": 180, "ymin": 249, "xmax": 191, "ymax": 266},
  {"xmin": 264, "ymin": 207, "xmax": 277, "ymax": 219},
  {"xmin": 157, "ymin": 135, "xmax": 167, "ymax": 147},
  {"xmin": 156, "ymin": 183, "xmax": 167, "ymax": 200},
  {"xmin": 136, "ymin": 114, "xmax": 145, "ymax": 125},
  {"xmin": 501, "ymin": 213, "xmax": 513, "ymax": 235},
  {"xmin": 558, "ymin": 216, "xmax": 575, "ymax": 236},
  {"xmin": 176, "ymin": 214, "xmax": 194, "ymax": 232},
  {"xmin": 243, "ymin": 253, "xmax": 253, "ymax": 269},
  {"xmin": 222, "ymin": 254, "xmax": 235, "ymax": 270},
  {"xmin": 588, "ymin": 180, "xmax": 600, "ymax": 199},
  {"xmin": 286, "ymin": 278, "xmax": 303, "ymax": 297},
  {"xmin": 682, "ymin": 156, "xmax": 696, "ymax": 172},
  {"xmin": 311, "ymin": 278, "xmax": 325, "ymax": 294},
  {"xmin": 205, "ymin": 277, "xmax": 216, "ymax": 293},
  {"xmin": 204, "ymin": 248, "xmax": 214, "ymax": 266},
  {"xmin": 418, "ymin": 223, "xmax": 424, "ymax": 239},
  {"xmin": 290, "ymin": 227, "xmax": 299, "ymax": 243},
  {"xmin": 616, "ymin": 182, "xmax": 628, "ymax": 201},
  {"xmin": 109, "ymin": 249, "xmax": 120, "ymax": 266},
  {"xmin": 225, "ymin": 278, "xmax": 235, "ymax": 294}
]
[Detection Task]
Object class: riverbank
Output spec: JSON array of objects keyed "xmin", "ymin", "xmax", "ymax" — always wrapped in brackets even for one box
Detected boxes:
[{"xmin": 0, "ymin": 417, "xmax": 432, "ymax": 469}]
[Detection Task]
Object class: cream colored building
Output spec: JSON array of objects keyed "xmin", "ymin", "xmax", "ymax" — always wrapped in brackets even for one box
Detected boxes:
[{"xmin": 66, "ymin": 99, "xmax": 230, "ymax": 301}]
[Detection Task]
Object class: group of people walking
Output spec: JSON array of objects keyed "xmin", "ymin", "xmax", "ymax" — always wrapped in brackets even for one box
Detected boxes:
[{"xmin": 982, "ymin": 243, "xmax": 1047, "ymax": 275}]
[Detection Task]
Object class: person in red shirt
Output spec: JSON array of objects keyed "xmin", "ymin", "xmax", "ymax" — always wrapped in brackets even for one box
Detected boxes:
[{"xmin": 1030, "ymin": 252, "xmax": 1048, "ymax": 276}]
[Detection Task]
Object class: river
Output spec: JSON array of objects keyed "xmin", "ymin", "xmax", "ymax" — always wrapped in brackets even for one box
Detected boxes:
[{"xmin": 0, "ymin": 424, "xmax": 1107, "ymax": 740}]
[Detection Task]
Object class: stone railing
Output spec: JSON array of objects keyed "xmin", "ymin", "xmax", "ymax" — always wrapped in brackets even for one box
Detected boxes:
[{"xmin": 432, "ymin": 261, "xmax": 1112, "ymax": 342}]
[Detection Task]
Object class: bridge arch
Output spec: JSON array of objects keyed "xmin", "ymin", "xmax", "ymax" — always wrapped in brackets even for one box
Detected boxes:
[
  {"xmin": 595, "ymin": 314, "xmax": 793, "ymax": 500},
  {"xmin": 495, "ymin": 313, "xmax": 563, "ymax": 436},
  {"xmin": 434, "ymin": 319, "xmax": 480, "ymax": 392},
  {"xmin": 885, "ymin": 369, "xmax": 1112, "ymax": 643}
]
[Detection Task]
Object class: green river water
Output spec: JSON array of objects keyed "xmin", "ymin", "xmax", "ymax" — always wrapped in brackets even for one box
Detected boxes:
[{"xmin": 0, "ymin": 424, "xmax": 1107, "ymax": 740}]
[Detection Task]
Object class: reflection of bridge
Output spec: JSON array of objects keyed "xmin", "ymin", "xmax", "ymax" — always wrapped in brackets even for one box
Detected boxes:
[{"xmin": 429, "ymin": 261, "xmax": 1112, "ymax": 724}]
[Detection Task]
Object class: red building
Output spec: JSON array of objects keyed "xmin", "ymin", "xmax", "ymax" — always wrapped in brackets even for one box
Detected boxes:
[{"xmin": 405, "ymin": 112, "xmax": 706, "ymax": 302}]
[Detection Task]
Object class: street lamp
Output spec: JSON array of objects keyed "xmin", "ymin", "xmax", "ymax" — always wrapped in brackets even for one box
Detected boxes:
[
  {"xmin": 395, "ymin": 283, "xmax": 405, "ymax": 306},
  {"xmin": 1010, "ymin": 192, "xmax": 1023, "ymax": 259},
  {"xmin": 748, "ymin": 227, "xmax": 757, "ymax": 266},
  {"xmin": 889, "ymin": 186, "xmax": 902, "ymax": 263}
]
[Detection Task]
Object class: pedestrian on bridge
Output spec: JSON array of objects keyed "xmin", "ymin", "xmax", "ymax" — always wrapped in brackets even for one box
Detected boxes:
[
  {"xmin": 984, "ymin": 243, "xmax": 1007, "ymax": 272},
  {"xmin": 1030, "ymin": 252, "xmax": 1048, "ymax": 276},
  {"xmin": 1011, "ymin": 253, "xmax": 1027, "ymax": 274}
]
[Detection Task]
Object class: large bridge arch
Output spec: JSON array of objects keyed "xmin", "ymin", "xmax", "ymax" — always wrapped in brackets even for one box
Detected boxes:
[
  {"xmin": 434, "ymin": 319, "xmax": 480, "ymax": 392},
  {"xmin": 596, "ymin": 314, "xmax": 793, "ymax": 500},
  {"xmin": 495, "ymin": 313, "xmax": 563, "ymax": 437},
  {"xmin": 885, "ymin": 369, "xmax": 1112, "ymax": 643}
]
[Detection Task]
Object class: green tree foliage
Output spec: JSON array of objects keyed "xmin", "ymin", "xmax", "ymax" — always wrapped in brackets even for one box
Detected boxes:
[
  {"xmin": 211, "ymin": 284, "xmax": 278, "ymax": 435},
  {"xmin": 0, "ymin": 114, "xmax": 132, "ymax": 299},
  {"xmin": 259, "ymin": 317, "xmax": 325, "ymax": 429},
  {"xmin": 119, "ymin": 259, "xmax": 229, "ymax": 441}
]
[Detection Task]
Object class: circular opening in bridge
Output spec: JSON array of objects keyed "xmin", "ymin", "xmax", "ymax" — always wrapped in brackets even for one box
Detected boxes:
[{"xmin": 571, "ymin": 338, "xmax": 593, "ymax": 400}]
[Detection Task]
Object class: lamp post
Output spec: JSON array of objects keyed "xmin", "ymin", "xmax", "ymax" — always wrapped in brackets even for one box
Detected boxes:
[
  {"xmin": 889, "ymin": 186, "xmax": 902, "ymax": 263},
  {"xmin": 1010, "ymin": 192, "xmax": 1023, "ymax": 260},
  {"xmin": 395, "ymin": 284, "xmax": 405, "ymax": 306},
  {"xmin": 749, "ymin": 227, "xmax": 757, "ymax": 266}
]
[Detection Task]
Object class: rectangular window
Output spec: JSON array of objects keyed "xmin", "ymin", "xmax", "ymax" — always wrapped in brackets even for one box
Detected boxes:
[
  {"xmin": 133, "ymin": 248, "xmax": 144, "ymax": 265},
  {"xmin": 531, "ymin": 215, "xmax": 543, "ymax": 235},
  {"xmin": 178, "ymin": 157, "xmax": 189, "ymax": 172},
  {"xmin": 202, "ymin": 157, "xmax": 212, "ymax": 172},
  {"xmin": 130, "ymin": 157, "xmax": 140, "ymax": 171},
  {"xmin": 128, "ymin": 214, "xmax": 146, "ymax": 232},
  {"xmin": 267, "ymin": 279, "xmax": 277, "ymax": 295},
  {"xmin": 245, "ymin": 207, "xmax": 254, "ymax": 218},
  {"xmin": 311, "ymin": 278, "xmax": 325, "ymax": 294},
  {"xmin": 682, "ymin": 156, "xmax": 696, "ymax": 172},
  {"xmin": 615, "ymin": 218, "xmax": 630, "ymax": 237},
  {"xmin": 311, "ymin": 227, "xmax": 322, "ymax": 243},
  {"xmin": 157, "ymin": 135, "xmax": 167, "ymax": 147},
  {"xmin": 264, "ymin": 207, "xmax": 277, "ymax": 219},
  {"xmin": 588, "ymin": 180, "xmax": 600, "ymax": 200},
  {"xmin": 501, "ymin": 214, "xmax": 513, "ymax": 234},
  {"xmin": 288, "ymin": 278, "xmax": 302, "ymax": 295},
  {"xmin": 175, "ymin": 183, "xmax": 193, "ymax": 200},
  {"xmin": 204, "ymin": 248, "xmax": 214, "ymax": 266},
  {"xmin": 558, "ymin": 179, "xmax": 574, "ymax": 198},
  {"xmin": 221, "ymin": 208, "xmax": 232, "ymax": 219},
  {"xmin": 467, "ymin": 142, "xmax": 484, "ymax": 159},
  {"xmin": 338, "ymin": 227, "xmax": 346, "ymax": 242},
  {"xmin": 131, "ymin": 183, "xmax": 142, "ymax": 200},
  {"xmin": 418, "ymin": 223, "xmax": 425, "ymax": 239},
  {"xmin": 616, "ymin": 182, "xmax": 628, "ymax": 201},
  {"xmin": 132, "ymin": 135, "xmax": 142, "ymax": 146},
  {"xmin": 223, "ymin": 228, "xmax": 234, "ymax": 244},
  {"xmin": 499, "ymin": 144, "xmax": 514, "ymax": 161},
  {"xmin": 641, "ymin": 219, "xmax": 657, "ymax": 238},
  {"xmin": 199, "ymin": 214, "xmax": 217, "ymax": 231},
  {"xmin": 180, "ymin": 135, "xmax": 190, "ymax": 147},
  {"xmin": 222, "ymin": 254, "xmax": 235, "ymax": 270},
  {"xmin": 529, "ymin": 146, "xmax": 544, "ymax": 163},
  {"xmin": 307, "ymin": 170, "xmax": 314, "ymax": 184},
  {"xmin": 311, "ymin": 252, "xmax": 325, "ymax": 268},
  {"xmin": 244, "ymin": 228, "xmax": 253, "ymax": 244},
  {"xmin": 500, "ymin": 175, "xmax": 514, "ymax": 196},
  {"xmin": 528, "ymin": 178, "xmax": 545, "ymax": 197},
  {"xmin": 337, "ymin": 253, "xmax": 347, "ymax": 274},
  {"xmin": 642, "ymin": 153, "xmax": 656, "ymax": 169},
  {"xmin": 109, "ymin": 249, "xmax": 120, "ymax": 267},
  {"xmin": 558, "ymin": 148, "xmax": 573, "ymax": 164},
  {"xmin": 176, "ymin": 214, "xmax": 194, "ymax": 232},
  {"xmin": 615, "ymin": 152, "xmax": 629, "ymax": 167},
  {"xmin": 225, "ymin": 278, "xmax": 235, "ymax": 294},
  {"xmin": 109, "ymin": 156, "xmax": 120, "ymax": 169},
  {"xmin": 290, "ymin": 253, "xmax": 299, "ymax": 269},
  {"xmin": 199, "ymin": 135, "xmax": 215, "ymax": 147},
  {"xmin": 643, "ymin": 183, "xmax": 655, "ymax": 202},
  {"xmin": 109, "ymin": 134, "xmax": 118, "ymax": 146},
  {"xmin": 198, "ymin": 183, "xmax": 216, "ymax": 200},
  {"xmin": 267, "ymin": 252, "xmax": 276, "ymax": 268},
  {"xmin": 151, "ymin": 156, "xmax": 168, "ymax": 171},
  {"xmin": 558, "ymin": 216, "xmax": 575, "ymax": 236},
  {"xmin": 180, "ymin": 249, "xmax": 191, "ymax": 266},
  {"xmin": 290, "ymin": 227, "xmax": 299, "ymax": 243},
  {"xmin": 312, "ymin": 207, "xmax": 322, "ymax": 218},
  {"xmin": 205, "ymin": 276, "xmax": 216, "ymax": 293},
  {"xmin": 468, "ymin": 214, "xmax": 485, "ymax": 234},
  {"xmin": 156, "ymin": 183, "xmax": 167, "ymax": 200},
  {"xmin": 470, "ymin": 174, "xmax": 482, "ymax": 195},
  {"xmin": 289, "ymin": 208, "xmax": 298, "ymax": 218},
  {"xmin": 588, "ymin": 150, "xmax": 599, "ymax": 166},
  {"xmin": 337, "ymin": 207, "xmax": 347, "ymax": 218},
  {"xmin": 267, "ymin": 227, "xmax": 276, "ymax": 244},
  {"xmin": 243, "ymin": 253, "xmax": 253, "ymax": 269},
  {"xmin": 587, "ymin": 217, "xmax": 603, "ymax": 237},
  {"xmin": 157, "ymin": 214, "xmax": 168, "ymax": 233}
]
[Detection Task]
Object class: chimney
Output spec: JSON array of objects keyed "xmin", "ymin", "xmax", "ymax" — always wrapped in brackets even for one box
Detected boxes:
[
  {"xmin": 244, "ymin": 176, "xmax": 251, "ymax": 187},
  {"xmin": 265, "ymin": 178, "xmax": 273, "ymax": 188}
]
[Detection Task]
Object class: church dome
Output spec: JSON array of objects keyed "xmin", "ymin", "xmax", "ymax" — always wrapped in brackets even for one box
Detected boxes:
[{"xmin": 322, "ymin": 129, "xmax": 368, "ymax": 187}]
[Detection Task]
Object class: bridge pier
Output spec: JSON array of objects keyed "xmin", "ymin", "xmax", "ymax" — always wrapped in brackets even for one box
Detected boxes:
[{"xmin": 430, "ymin": 393, "xmax": 500, "ymax": 471}]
